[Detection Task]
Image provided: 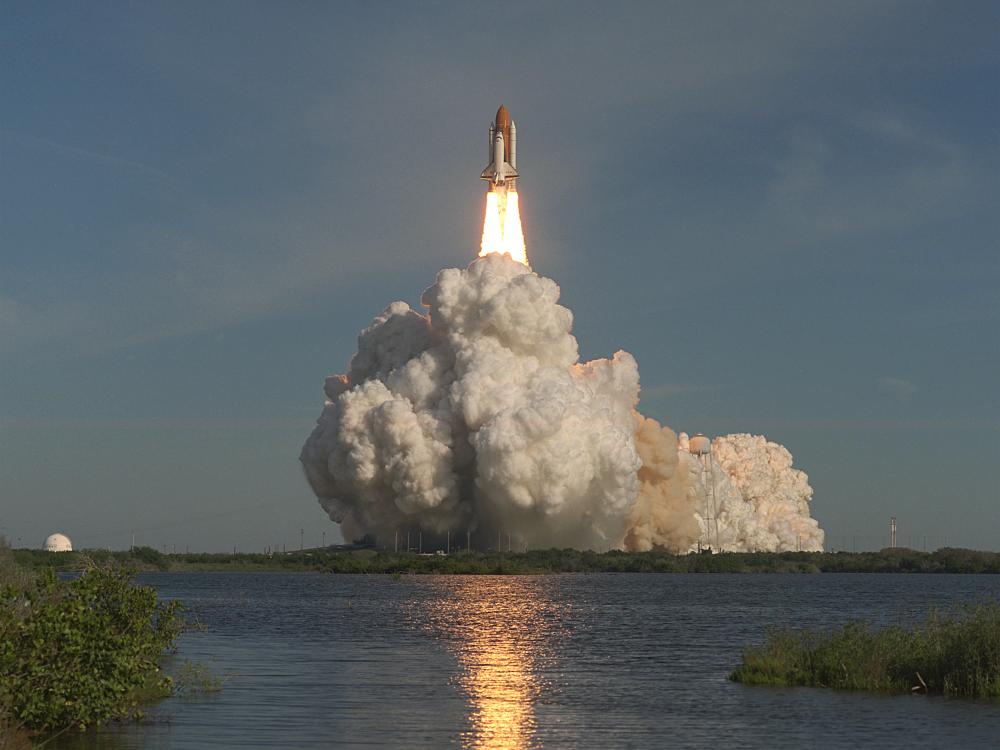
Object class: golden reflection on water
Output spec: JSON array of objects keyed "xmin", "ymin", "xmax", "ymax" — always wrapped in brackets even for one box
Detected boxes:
[{"xmin": 410, "ymin": 577, "xmax": 564, "ymax": 750}]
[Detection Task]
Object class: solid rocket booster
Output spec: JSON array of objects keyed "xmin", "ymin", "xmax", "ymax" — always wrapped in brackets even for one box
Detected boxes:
[{"xmin": 481, "ymin": 105, "xmax": 518, "ymax": 187}]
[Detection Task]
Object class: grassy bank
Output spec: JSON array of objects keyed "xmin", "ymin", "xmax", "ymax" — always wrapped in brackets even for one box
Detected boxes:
[
  {"xmin": 13, "ymin": 546, "xmax": 1000, "ymax": 575},
  {"xmin": 731, "ymin": 601, "xmax": 1000, "ymax": 698},
  {"xmin": 0, "ymin": 540, "xmax": 185, "ymax": 742}
]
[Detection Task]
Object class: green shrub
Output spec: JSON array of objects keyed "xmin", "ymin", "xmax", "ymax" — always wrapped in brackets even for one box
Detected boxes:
[
  {"xmin": 0, "ymin": 565, "xmax": 183, "ymax": 731},
  {"xmin": 0, "ymin": 553, "xmax": 34, "ymax": 596},
  {"xmin": 731, "ymin": 601, "xmax": 1000, "ymax": 698}
]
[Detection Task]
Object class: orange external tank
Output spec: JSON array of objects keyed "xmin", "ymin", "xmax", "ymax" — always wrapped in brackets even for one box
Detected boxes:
[{"xmin": 495, "ymin": 105, "xmax": 512, "ymax": 162}]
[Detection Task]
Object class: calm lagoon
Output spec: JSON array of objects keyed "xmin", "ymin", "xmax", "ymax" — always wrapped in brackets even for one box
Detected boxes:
[{"xmin": 54, "ymin": 572, "xmax": 1000, "ymax": 749}]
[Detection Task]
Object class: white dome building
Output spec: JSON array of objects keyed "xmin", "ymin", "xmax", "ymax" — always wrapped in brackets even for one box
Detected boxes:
[{"xmin": 43, "ymin": 533, "xmax": 72, "ymax": 552}]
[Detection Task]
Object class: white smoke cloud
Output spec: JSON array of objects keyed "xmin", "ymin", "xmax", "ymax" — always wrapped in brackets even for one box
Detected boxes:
[
  {"xmin": 302, "ymin": 254, "xmax": 824, "ymax": 552},
  {"xmin": 678, "ymin": 432, "xmax": 824, "ymax": 552}
]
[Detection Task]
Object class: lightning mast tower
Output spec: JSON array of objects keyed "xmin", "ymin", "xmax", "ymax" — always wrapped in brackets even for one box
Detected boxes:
[
  {"xmin": 689, "ymin": 434, "xmax": 720, "ymax": 552},
  {"xmin": 890, "ymin": 516, "xmax": 897, "ymax": 549}
]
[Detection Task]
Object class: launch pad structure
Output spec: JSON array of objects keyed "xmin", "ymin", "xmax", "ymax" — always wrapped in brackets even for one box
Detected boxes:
[{"xmin": 689, "ymin": 434, "xmax": 720, "ymax": 552}]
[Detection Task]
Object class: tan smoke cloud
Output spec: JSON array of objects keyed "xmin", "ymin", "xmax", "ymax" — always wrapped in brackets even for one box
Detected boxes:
[{"xmin": 623, "ymin": 415, "xmax": 700, "ymax": 552}]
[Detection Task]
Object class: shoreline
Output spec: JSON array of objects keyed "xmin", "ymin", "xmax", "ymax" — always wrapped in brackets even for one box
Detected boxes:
[{"xmin": 14, "ymin": 547, "xmax": 1000, "ymax": 575}]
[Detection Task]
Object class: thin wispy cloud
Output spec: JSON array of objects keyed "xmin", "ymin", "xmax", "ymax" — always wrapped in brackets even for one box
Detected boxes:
[
  {"xmin": 878, "ymin": 377, "xmax": 917, "ymax": 402},
  {"xmin": 766, "ymin": 115, "xmax": 977, "ymax": 242},
  {"xmin": 1, "ymin": 129, "xmax": 170, "ymax": 180}
]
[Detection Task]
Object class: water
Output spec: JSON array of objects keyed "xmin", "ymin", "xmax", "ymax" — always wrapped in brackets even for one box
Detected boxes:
[{"xmin": 53, "ymin": 573, "xmax": 1000, "ymax": 749}]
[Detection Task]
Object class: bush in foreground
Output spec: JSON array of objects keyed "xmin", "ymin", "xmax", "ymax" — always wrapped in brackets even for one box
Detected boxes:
[
  {"xmin": 0, "ymin": 564, "xmax": 184, "ymax": 732},
  {"xmin": 731, "ymin": 601, "xmax": 1000, "ymax": 698}
]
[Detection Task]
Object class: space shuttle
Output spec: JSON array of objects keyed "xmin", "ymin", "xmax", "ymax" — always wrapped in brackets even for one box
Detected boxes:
[{"xmin": 481, "ymin": 105, "xmax": 518, "ymax": 186}]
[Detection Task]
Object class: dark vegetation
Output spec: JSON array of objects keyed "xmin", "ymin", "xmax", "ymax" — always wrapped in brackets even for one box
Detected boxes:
[
  {"xmin": 0, "ymin": 539, "xmax": 185, "ymax": 743},
  {"xmin": 731, "ymin": 601, "xmax": 1000, "ymax": 698},
  {"xmin": 13, "ymin": 545, "xmax": 1000, "ymax": 575}
]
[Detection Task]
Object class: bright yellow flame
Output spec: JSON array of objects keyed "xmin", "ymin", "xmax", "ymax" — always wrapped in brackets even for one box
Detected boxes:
[
  {"xmin": 480, "ymin": 189, "xmax": 528, "ymax": 265},
  {"xmin": 480, "ymin": 191, "xmax": 504, "ymax": 256},
  {"xmin": 500, "ymin": 192, "xmax": 525, "ymax": 262}
]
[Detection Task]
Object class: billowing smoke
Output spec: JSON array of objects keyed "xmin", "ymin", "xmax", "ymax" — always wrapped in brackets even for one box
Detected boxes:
[
  {"xmin": 301, "ymin": 254, "xmax": 824, "ymax": 552},
  {"xmin": 623, "ymin": 416, "xmax": 700, "ymax": 552},
  {"xmin": 677, "ymin": 433, "xmax": 825, "ymax": 552}
]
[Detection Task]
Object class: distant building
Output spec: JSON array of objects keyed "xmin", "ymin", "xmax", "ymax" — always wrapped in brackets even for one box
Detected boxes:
[{"xmin": 43, "ymin": 533, "xmax": 72, "ymax": 552}]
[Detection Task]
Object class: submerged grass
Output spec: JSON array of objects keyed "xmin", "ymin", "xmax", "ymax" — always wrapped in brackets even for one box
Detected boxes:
[
  {"xmin": 171, "ymin": 660, "xmax": 225, "ymax": 697},
  {"xmin": 731, "ymin": 601, "xmax": 1000, "ymax": 698}
]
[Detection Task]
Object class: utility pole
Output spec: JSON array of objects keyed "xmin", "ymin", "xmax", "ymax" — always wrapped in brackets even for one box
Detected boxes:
[
  {"xmin": 467, "ymin": 529, "xmax": 471, "ymax": 552},
  {"xmin": 498, "ymin": 529, "xmax": 501, "ymax": 553},
  {"xmin": 406, "ymin": 531, "xmax": 410, "ymax": 552},
  {"xmin": 446, "ymin": 530, "xmax": 450, "ymax": 555},
  {"xmin": 508, "ymin": 532, "xmax": 511, "ymax": 553},
  {"xmin": 131, "ymin": 532, "xmax": 135, "ymax": 552},
  {"xmin": 395, "ymin": 530, "xmax": 398, "ymax": 553},
  {"xmin": 419, "ymin": 531, "xmax": 422, "ymax": 554},
  {"xmin": 300, "ymin": 528, "xmax": 304, "ymax": 551}
]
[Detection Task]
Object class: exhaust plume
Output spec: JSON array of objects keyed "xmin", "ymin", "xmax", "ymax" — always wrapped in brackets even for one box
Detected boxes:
[
  {"xmin": 302, "ymin": 254, "xmax": 824, "ymax": 552},
  {"xmin": 480, "ymin": 190, "xmax": 527, "ymax": 264}
]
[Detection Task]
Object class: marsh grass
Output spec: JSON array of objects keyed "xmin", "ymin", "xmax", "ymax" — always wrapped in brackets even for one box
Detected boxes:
[
  {"xmin": 171, "ymin": 660, "xmax": 225, "ymax": 697},
  {"xmin": 731, "ymin": 601, "xmax": 1000, "ymax": 698}
]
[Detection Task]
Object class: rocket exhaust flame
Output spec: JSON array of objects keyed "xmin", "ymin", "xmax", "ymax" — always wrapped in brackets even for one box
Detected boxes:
[{"xmin": 480, "ymin": 189, "xmax": 527, "ymax": 265}]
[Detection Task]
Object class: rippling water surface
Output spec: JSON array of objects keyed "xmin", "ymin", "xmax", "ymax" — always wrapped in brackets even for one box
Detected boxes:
[{"xmin": 53, "ymin": 573, "xmax": 1000, "ymax": 749}]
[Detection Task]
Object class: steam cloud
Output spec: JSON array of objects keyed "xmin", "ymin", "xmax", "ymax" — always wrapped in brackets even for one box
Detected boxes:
[{"xmin": 301, "ymin": 254, "xmax": 824, "ymax": 552}]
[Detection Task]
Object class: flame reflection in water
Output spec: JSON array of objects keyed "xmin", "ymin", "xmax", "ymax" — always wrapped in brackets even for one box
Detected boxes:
[{"xmin": 407, "ymin": 577, "xmax": 565, "ymax": 750}]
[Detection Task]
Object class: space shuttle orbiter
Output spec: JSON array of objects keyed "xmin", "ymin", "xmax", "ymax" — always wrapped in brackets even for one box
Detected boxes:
[{"xmin": 480, "ymin": 105, "xmax": 518, "ymax": 186}]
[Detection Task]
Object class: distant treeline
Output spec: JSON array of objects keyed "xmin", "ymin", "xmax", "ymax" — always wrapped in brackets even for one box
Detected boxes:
[{"xmin": 14, "ymin": 545, "xmax": 1000, "ymax": 575}]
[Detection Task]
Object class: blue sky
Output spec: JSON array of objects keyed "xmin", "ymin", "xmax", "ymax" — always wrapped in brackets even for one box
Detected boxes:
[{"xmin": 2, "ymin": 2, "xmax": 997, "ymax": 551}]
